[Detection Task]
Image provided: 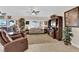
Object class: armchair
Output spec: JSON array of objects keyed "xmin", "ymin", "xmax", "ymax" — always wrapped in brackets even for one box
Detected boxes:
[{"xmin": 0, "ymin": 30, "xmax": 28, "ymax": 52}]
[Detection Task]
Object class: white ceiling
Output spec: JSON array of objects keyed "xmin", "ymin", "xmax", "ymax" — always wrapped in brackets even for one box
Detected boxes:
[{"xmin": 0, "ymin": 6, "xmax": 75, "ymax": 17}]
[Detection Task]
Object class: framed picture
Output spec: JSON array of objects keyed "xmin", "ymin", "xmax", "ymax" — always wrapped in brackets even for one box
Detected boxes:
[{"xmin": 64, "ymin": 6, "xmax": 79, "ymax": 27}]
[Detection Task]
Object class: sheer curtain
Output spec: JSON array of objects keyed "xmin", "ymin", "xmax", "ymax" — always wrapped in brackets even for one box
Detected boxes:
[{"xmin": 29, "ymin": 20, "xmax": 40, "ymax": 29}]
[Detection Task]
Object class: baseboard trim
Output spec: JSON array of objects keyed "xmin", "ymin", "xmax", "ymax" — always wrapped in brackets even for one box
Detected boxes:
[{"xmin": 71, "ymin": 42, "xmax": 79, "ymax": 48}]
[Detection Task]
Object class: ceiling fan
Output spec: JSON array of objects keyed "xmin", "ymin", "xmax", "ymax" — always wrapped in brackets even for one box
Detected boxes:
[
  {"xmin": 32, "ymin": 9, "xmax": 40, "ymax": 15},
  {"xmin": 26, "ymin": 7, "xmax": 40, "ymax": 15}
]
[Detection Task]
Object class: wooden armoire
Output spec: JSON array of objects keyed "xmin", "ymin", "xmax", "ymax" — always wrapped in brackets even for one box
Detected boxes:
[
  {"xmin": 55, "ymin": 16, "xmax": 63, "ymax": 41},
  {"xmin": 48, "ymin": 16, "xmax": 63, "ymax": 41}
]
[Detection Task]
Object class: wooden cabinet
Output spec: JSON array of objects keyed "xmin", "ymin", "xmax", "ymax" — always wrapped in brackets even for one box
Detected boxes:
[
  {"xmin": 55, "ymin": 16, "xmax": 63, "ymax": 41},
  {"xmin": 48, "ymin": 16, "xmax": 63, "ymax": 41}
]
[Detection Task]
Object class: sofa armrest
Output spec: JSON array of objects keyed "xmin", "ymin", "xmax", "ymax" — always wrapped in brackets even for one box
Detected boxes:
[
  {"xmin": 10, "ymin": 34, "xmax": 23, "ymax": 40},
  {"xmin": 10, "ymin": 32, "xmax": 26, "ymax": 40},
  {"xmin": 4, "ymin": 37, "xmax": 28, "ymax": 52}
]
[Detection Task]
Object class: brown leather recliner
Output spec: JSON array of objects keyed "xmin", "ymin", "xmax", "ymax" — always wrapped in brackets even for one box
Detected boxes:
[{"xmin": 0, "ymin": 30, "xmax": 28, "ymax": 52}]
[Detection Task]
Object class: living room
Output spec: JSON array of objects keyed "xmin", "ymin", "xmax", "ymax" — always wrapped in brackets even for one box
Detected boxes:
[{"xmin": 0, "ymin": 6, "xmax": 79, "ymax": 52}]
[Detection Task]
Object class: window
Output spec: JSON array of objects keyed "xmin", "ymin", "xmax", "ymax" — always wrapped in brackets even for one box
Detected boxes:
[
  {"xmin": 26, "ymin": 21, "xmax": 29, "ymax": 25},
  {"xmin": 30, "ymin": 21, "xmax": 40, "ymax": 28},
  {"xmin": 0, "ymin": 20, "xmax": 7, "ymax": 26}
]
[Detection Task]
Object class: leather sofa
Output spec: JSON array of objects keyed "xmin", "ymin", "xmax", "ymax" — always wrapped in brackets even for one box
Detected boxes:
[{"xmin": 0, "ymin": 30, "xmax": 28, "ymax": 52}]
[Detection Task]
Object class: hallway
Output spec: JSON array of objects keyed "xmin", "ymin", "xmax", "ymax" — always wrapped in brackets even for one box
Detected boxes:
[{"xmin": 25, "ymin": 34, "xmax": 79, "ymax": 52}]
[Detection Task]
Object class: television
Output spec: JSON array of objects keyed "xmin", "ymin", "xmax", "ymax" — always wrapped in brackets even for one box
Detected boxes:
[{"xmin": 51, "ymin": 20, "xmax": 56, "ymax": 27}]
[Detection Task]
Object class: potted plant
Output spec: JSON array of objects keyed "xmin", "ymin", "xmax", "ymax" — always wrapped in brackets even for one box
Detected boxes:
[
  {"xmin": 63, "ymin": 27, "xmax": 73, "ymax": 45},
  {"xmin": 19, "ymin": 18, "xmax": 25, "ymax": 31}
]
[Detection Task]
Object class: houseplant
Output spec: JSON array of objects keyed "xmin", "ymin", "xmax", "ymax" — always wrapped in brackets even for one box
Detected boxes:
[
  {"xmin": 19, "ymin": 18, "xmax": 25, "ymax": 31},
  {"xmin": 63, "ymin": 27, "xmax": 73, "ymax": 45}
]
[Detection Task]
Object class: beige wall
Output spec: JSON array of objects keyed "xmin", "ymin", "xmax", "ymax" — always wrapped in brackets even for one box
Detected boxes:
[
  {"xmin": 71, "ymin": 28, "xmax": 79, "ymax": 48},
  {"xmin": 11, "ymin": 16, "xmax": 49, "ymax": 20}
]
